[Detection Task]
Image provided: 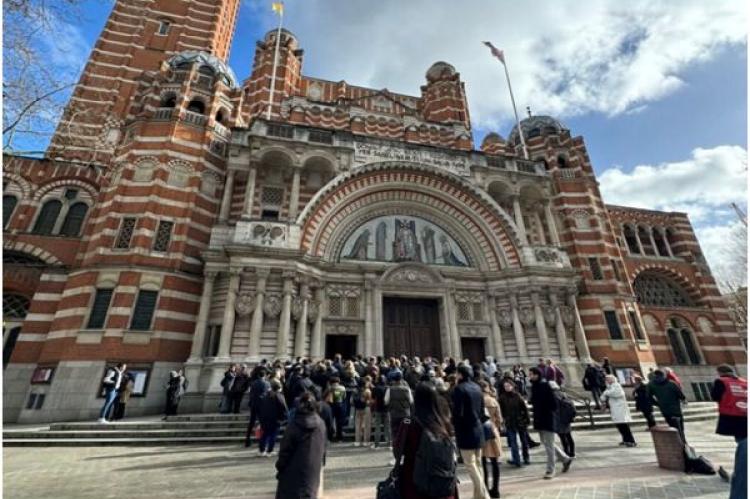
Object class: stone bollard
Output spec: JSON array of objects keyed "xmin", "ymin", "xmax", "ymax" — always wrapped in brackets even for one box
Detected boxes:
[{"xmin": 651, "ymin": 424, "xmax": 685, "ymax": 471}]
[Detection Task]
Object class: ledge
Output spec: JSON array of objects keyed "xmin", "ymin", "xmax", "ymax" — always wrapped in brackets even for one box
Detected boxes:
[
  {"xmin": 75, "ymin": 330, "xmax": 103, "ymax": 344},
  {"xmin": 122, "ymin": 330, "xmax": 153, "ymax": 345}
]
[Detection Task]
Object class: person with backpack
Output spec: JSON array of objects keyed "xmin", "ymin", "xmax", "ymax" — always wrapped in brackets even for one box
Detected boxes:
[
  {"xmin": 98, "ymin": 362, "xmax": 127, "ymax": 423},
  {"xmin": 632, "ymin": 375, "xmax": 656, "ymax": 428},
  {"xmin": 711, "ymin": 364, "xmax": 747, "ymax": 498},
  {"xmin": 498, "ymin": 377, "xmax": 531, "ymax": 467},
  {"xmin": 601, "ymin": 375, "xmax": 636, "ymax": 447},
  {"xmin": 372, "ymin": 375, "xmax": 391, "ymax": 448},
  {"xmin": 324, "ymin": 376, "xmax": 347, "ymax": 442},
  {"xmin": 245, "ymin": 368, "xmax": 270, "ymax": 447},
  {"xmin": 452, "ymin": 364, "xmax": 491, "ymax": 499},
  {"xmin": 395, "ymin": 382, "xmax": 458, "ymax": 499},
  {"xmin": 550, "ymin": 381, "xmax": 577, "ymax": 458},
  {"xmin": 529, "ymin": 367, "xmax": 572, "ymax": 479},
  {"xmin": 353, "ymin": 375, "xmax": 373, "ymax": 447},
  {"xmin": 648, "ymin": 369, "xmax": 687, "ymax": 443},
  {"xmin": 479, "ymin": 380, "xmax": 502, "ymax": 498},
  {"xmin": 386, "ymin": 370, "xmax": 414, "ymax": 463},
  {"xmin": 258, "ymin": 380, "xmax": 288, "ymax": 457},
  {"xmin": 582, "ymin": 363, "xmax": 605, "ymax": 409}
]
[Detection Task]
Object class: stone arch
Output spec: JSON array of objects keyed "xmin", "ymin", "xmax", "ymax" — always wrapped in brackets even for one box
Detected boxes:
[
  {"xmin": 3, "ymin": 240, "xmax": 63, "ymax": 266},
  {"xmin": 631, "ymin": 265, "xmax": 703, "ymax": 306},
  {"xmin": 298, "ymin": 162, "xmax": 524, "ymax": 270},
  {"xmin": 2, "ymin": 173, "xmax": 32, "ymax": 199},
  {"xmin": 255, "ymin": 145, "xmax": 299, "ymax": 168},
  {"xmin": 32, "ymin": 178, "xmax": 98, "ymax": 202},
  {"xmin": 299, "ymin": 150, "xmax": 337, "ymax": 173}
]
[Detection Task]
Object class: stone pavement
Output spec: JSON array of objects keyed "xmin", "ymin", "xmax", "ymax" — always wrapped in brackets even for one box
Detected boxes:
[{"xmin": 3, "ymin": 420, "xmax": 737, "ymax": 498}]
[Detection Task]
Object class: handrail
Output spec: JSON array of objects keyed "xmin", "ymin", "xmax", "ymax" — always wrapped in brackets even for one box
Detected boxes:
[{"xmin": 562, "ymin": 387, "xmax": 595, "ymax": 428}]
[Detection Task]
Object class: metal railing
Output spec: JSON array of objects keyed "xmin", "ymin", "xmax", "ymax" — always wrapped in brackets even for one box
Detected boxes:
[
  {"xmin": 562, "ymin": 388, "xmax": 595, "ymax": 427},
  {"xmin": 153, "ymin": 108, "xmax": 174, "ymax": 121},
  {"xmin": 183, "ymin": 110, "xmax": 207, "ymax": 127}
]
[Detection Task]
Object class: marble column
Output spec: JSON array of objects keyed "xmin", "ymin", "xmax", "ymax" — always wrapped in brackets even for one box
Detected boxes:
[
  {"xmin": 510, "ymin": 294, "xmax": 528, "ymax": 359},
  {"xmin": 533, "ymin": 210, "xmax": 546, "ymax": 245},
  {"xmin": 218, "ymin": 169, "xmax": 235, "ymax": 223},
  {"xmin": 242, "ymin": 165, "xmax": 257, "ymax": 218},
  {"xmin": 188, "ymin": 270, "xmax": 217, "ymax": 361},
  {"xmin": 373, "ymin": 287, "xmax": 384, "ymax": 356},
  {"xmin": 549, "ymin": 292, "xmax": 571, "ymax": 360},
  {"xmin": 512, "ymin": 195, "xmax": 529, "ymax": 245},
  {"xmin": 363, "ymin": 279, "xmax": 374, "ymax": 356},
  {"xmin": 531, "ymin": 292, "xmax": 551, "ymax": 357},
  {"xmin": 447, "ymin": 290, "xmax": 462, "ymax": 358},
  {"xmin": 288, "ymin": 168, "xmax": 301, "ymax": 221},
  {"xmin": 488, "ymin": 295, "xmax": 505, "ymax": 360},
  {"xmin": 276, "ymin": 274, "xmax": 294, "ymax": 359},
  {"xmin": 544, "ymin": 201, "xmax": 560, "ymax": 245},
  {"xmin": 248, "ymin": 269, "xmax": 268, "ymax": 359},
  {"xmin": 217, "ymin": 268, "xmax": 241, "ymax": 358},
  {"xmin": 294, "ymin": 283, "xmax": 310, "ymax": 358},
  {"xmin": 310, "ymin": 287, "xmax": 325, "ymax": 359},
  {"xmin": 567, "ymin": 290, "xmax": 591, "ymax": 361}
]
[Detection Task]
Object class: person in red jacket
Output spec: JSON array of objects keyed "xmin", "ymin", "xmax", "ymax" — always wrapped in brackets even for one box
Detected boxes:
[
  {"xmin": 711, "ymin": 364, "xmax": 746, "ymax": 499},
  {"xmin": 664, "ymin": 367, "xmax": 682, "ymax": 389}
]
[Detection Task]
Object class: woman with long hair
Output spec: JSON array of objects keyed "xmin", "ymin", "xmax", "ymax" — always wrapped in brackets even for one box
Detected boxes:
[{"xmin": 479, "ymin": 380, "xmax": 503, "ymax": 498}]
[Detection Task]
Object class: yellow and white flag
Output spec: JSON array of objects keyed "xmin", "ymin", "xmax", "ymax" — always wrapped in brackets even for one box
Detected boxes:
[{"xmin": 271, "ymin": 2, "xmax": 284, "ymax": 16}]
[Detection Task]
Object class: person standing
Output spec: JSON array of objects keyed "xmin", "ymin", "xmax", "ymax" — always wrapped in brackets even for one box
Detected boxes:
[
  {"xmin": 371, "ymin": 375, "xmax": 391, "ymax": 448},
  {"xmin": 648, "ymin": 369, "xmax": 687, "ymax": 442},
  {"xmin": 528, "ymin": 367, "xmax": 572, "ymax": 479},
  {"xmin": 325, "ymin": 376, "xmax": 347, "ymax": 442},
  {"xmin": 601, "ymin": 375, "xmax": 636, "ymax": 447},
  {"xmin": 353, "ymin": 376, "xmax": 373, "ymax": 447},
  {"xmin": 98, "ymin": 362, "xmax": 126, "ymax": 423},
  {"xmin": 245, "ymin": 367, "xmax": 270, "ymax": 447},
  {"xmin": 111, "ymin": 373, "xmax": 134, "ymax": 421},
  {"xmin": 479, "ymin": 381, "xmax": 502, "ymax": 498},
  {"xmin": 498, "ymin": 378, "xmax": 531, "ymax": 467},
  {"xmin": 164, "ymin": 370, "xmax": 188, "ymax": 418},
  {"xmin": 601, "ymin": 357, "xmax": 614, "ymax": 375},
  {"xmin": 220, "ymin": 364, "xmax": 237, "ymax": 414},
  {"xmin": 711, "ymin": 364, "xmax": 747, "ymax": 499},
  {"xmin": 275, "ymin": 392, "xmax": 327, "ymax": 499},
  {"xmin": 632, "ymin": 375, "xmax": 656, "ymax": 428},
  {"xmin": 550, "ymin": 381, "xmax": 577, "ymax": 458},
  {"xmin": 544, "ymin": 359, "xmax": 565, "ymax": 387},
  {"xmin": 229, "ymin": 364, "xmax": 250, "ymax": 414},
  {"xmin": 259, "ymin": 380, "xmax": 288, "ymax": 457},
  {"xmin": 583, "ymin": 363, "xmax": 605, "ymax": 410},
  {"xmin": 385, "ymin": 370, "xmax": 413, "ymax": 463},
  {"xmin": 451, "ymin": 365, "xmax": 490, "ymax": 499}
]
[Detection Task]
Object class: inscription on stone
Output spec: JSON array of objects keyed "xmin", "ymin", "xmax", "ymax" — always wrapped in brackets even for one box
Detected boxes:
[{"xmin": 353, "ymin": 138, "xmax": 470, "ymax": 176}]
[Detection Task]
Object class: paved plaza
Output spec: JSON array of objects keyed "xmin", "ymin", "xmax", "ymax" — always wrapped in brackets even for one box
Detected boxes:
[{"xmin": 3, "ymin": 419, "xmax": 737, "ymax": 498}]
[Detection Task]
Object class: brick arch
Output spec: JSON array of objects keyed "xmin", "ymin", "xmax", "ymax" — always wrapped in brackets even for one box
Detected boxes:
[
  {"xmin": 3, "ymin": 240, "xmax": 63, "ymax": 266},
  {"xmin": 32, "ymin": 178, "xmax": 99, "ymax": 202},
  {"xmin": 2, "ymin": 172, "xmax": 33, "ymax": 199},
  {"xmin": 299, "ymin": 163, "xmax": 524, "ymax": 269},
  {"xmin": 631, "ymin": 264, "xmax": 703, "ymax": 305}
]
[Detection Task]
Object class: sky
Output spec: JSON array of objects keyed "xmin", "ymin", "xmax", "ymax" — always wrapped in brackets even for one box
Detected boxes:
[{"xmin": 36, "ymin": 0, "xmax": 750, "ymax": 287}]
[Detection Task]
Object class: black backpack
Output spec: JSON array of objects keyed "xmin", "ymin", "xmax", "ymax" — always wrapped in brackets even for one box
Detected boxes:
[
  {"xmin": 413, "ymin": 427, "xmax": 457, "ymax": 497},
  {"xmin": 684, "ymin": 444, "xmax": 716, "ymax": 475},
  {"xmin": 558, "ymin": 396, "xmax": 577, "ymax": 426}
]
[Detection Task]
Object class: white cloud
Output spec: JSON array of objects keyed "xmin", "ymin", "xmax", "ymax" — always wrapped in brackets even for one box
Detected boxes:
[
  {"xmin": 599, "ymin": 145, "xmax": 748, "ymax": 288},
  {"xmin": 248, "ymin": 0, "xmax": 747, "ymax": 131}
]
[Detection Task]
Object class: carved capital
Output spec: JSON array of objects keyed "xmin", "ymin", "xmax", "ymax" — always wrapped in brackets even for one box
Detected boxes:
[
  {"xmin": 497, "ymin": 309, "xmax": 513, "ymax": 328},
  {"xmin": 519, "ymin": 306, "xmax": 535, "ymax": 327},
  {"xmin": 263, "ymin": 293, "xmax": 282, "ymax": 317},
  {"xmin": 235, "ymin": 292, "xmax": 256, "ymax": 316}
]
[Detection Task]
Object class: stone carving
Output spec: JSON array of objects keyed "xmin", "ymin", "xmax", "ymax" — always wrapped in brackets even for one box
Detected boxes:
[
  {"xmin": 543, "ymin": 306, "xmax": 557, "ymax": 326},
  {"xmin": 388, "ymin": 268, "xmax": 433, "ymax": 284},
  {"xmin": 535, "ymin": 247, "xmax": 561, "ymax": 263},
  {"xmin": 263, "ymin": 293, "xmax": 282, "ymax": 317},
  {"xmin": 234, "ymin": 221, "xmax": 287, "ymax": 247},
  {"xmin": 308, "ymin": 300, "xmax": 320, "ymax": 321},
  {"xmin": 459, "ymin": 325, "xmax": 490, "ymax": 338},
  {"xmin": 519, "ymin": 306, "xmax": 535, "ymax": 327},
  {"xmin": 324, "ymin": 321, "xmax": 363, "ymax": 336},
  {"xmin": 497, "ymin": 309, "xmax": 513, "ymax": 328},
  {"xmin": 234, "ymin": 292, "xmax": 256, "ymax": 316},
  {"xmin": 353, "ymin": 137, "xmax": 470, "ymax": 176},
  {"xmin": 559, "ymin": 305, "xmax": 574, "ymax": 327},
  {"xmin": 291, "ymin": 297, "xmax": 303, "ymax": 320}
]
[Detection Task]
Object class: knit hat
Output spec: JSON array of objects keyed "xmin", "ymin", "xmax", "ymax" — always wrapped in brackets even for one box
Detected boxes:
[{"xmin": 717, "ymin": 364, "xmax": 736, "ymax": 375}]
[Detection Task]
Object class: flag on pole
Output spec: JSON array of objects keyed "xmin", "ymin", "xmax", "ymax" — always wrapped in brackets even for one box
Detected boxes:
[
  {"xmin": 271, "ymin": 2, "xmax": 284, "ymax": 15},
  {"xmin": 483, "ymin": 41, "xmax": 505, "ymax": 64}
]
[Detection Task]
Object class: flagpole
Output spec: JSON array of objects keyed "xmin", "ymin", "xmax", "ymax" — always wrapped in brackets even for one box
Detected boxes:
[
  {"xmin": 501, "ymin": 55, "xmax": 529, "ymax": 160},
  {"xmin": 266, "ymin": 6, "xmax": 284, "ymax": 121}
]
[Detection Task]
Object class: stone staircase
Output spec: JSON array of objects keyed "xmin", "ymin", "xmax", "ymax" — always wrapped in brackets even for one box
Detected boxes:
[{"xmin": 3, "ymin": 401, "xmax": 718, "ymax": 447}]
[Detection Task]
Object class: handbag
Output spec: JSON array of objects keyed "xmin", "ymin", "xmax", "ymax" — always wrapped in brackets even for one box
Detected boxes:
[
  {"xmin": 376, "ymin": 419, "xmax": 410, "ymax": 499},
  {"xmin": 482, "ymin": 420, "xmax": 496, "ymax": 441},
  {"xmin": 254, "ymin": 426, "xmax": 263, "ymax": 440}
]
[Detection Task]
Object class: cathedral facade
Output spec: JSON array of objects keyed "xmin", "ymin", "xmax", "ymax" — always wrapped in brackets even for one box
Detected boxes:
[{"xmin": 3, "ymin": 0, "xmax": 745, "ymax": 422}]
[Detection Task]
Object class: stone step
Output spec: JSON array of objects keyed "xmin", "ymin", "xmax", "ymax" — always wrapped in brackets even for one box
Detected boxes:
[{"xmin": 49, "ymin": 421, "xmax": 250, "ymax": 431}]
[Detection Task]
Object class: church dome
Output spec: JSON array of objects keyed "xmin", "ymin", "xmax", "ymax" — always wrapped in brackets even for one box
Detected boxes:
[
  {"xmin": 425, "ymin": 61, "xmax": 457, "ymax": 83},
  {"xmin": 167, "ymin": 51, "xmax": 238, "ymax": 87},
  {"xmin": 481, "ymin": 132, "xmax": 506, "ymax": 154},
  {"xmin": 264, "ymin": 28, "xmax": 299, "ymax": 50},
  {"xmin": 508, "ymin": 115, "xmax": 567, "ymax": 143}
]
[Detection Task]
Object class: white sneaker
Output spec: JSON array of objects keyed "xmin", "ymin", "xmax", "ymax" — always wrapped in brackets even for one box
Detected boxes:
[
  {"xmin": 267, "ymin": 451, "xmax": 277, "ymax": 457},
  {"xmin": 258, "ymin": 451, "xmax": 266, "ymax": 457},
  {"xmin": 354, "ymin": 442, "xmax": 361, "ymax": 447},
  {"xmin": 388, "ymin": 458, "xmax": 396, "ymax": 466},
  {"xmin": 97, "ymin": 418, "xmax": 107, "ymax": 424}
]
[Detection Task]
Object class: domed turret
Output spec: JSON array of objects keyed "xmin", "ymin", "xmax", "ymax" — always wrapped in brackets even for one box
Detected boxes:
[
  {"xmin": 167, "ymin": 50, "xmax": 238, "ymax": 87},
  {"xmin": 425, "ymin": 61, "xmax": 458, "ymax": 83},
  {"xmin": 481, "ymin": 132, "xmax": 506, "ymax": 154},
  {"xmin": 508, "ymin": 115, "xmax": 567, "ymax": 143},
  {"xmin": 264, "ymin": 28, "xmax": 299, "ymax": 51}
]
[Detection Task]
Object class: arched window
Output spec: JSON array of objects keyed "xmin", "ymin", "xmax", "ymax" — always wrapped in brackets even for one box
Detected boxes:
[
  {"xmin": 557, "ymin": 155, "xmax": 569, "ymax": 168},
  {"xmin": 215, "ymin": 109, "xmax": 225, "ymax": 123},
  {"xmin": 666, "ymin": 317, "xmax": 703, "ymax": 365},
  {"xmin": 59, "ymin": 202, "xmax": 88, "ymax": 237},
  {"xmin": 32, "ymin": 200, "xmax": 62, "ymax": 235},
  {"xmin": 637, "ymin": 225, "xmax": 655, "ymax": 255},
  {"xmin": 653, "ymin": 227, "xmax": 670, "ymax": 257},
  {"xmin": 623, "ymin": 225, "xmax": 640, "ymax": 254},
  {"xmin": 633, "ymin": 273, "xmax": 695, "ymax": 308},
  {"xmin": 187, "ymin": 99, "xmax": 205, "ymax": 114},
  {"xmin": 3, "ymin": 194, "xmax": 18, "ymax": 228},
  {"xmin": 160, "ymin": 93, "xmax": 177, "ymax": 108}
]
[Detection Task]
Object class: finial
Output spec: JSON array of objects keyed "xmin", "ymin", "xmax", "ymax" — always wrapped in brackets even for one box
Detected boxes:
[{"xmin": 526, "ymin": 106, "xmax": 532, "ymax": 118}]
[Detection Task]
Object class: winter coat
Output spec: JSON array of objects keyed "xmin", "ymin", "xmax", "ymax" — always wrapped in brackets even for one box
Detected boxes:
[
  {"xmin": 497, "ymin": 390, "xmax": 530, "ymax": 431},
  {"xmin": 387, "ymin": 382, "xmax": 413, "ymax": 420},
  {"xmin": 554, "ymin": 391, "xmax": 576, "ymax": 433},
  {"xmin": 275, "ymin": 411, "xmax": 327, "ymax": 499},
  {"xmin": 648, "ymin": 375, "xmax": 685, "ymax": 417},
  {"xmin": 220, "ymin": 371, "xmax": 236, "ymax": 394},
  {"xmin": 259, "ymin": 391, "xmax": 288, "ymax": 431},
  {"xmin": 583, "ymin": 366, "xmax": 605, "ymax": 391},
  {"xmin": 601, "ymin": 382, "xmax": 632, "ymax": 423},
  {"xmin": 529, "ymin": 379, "xmax": 557, "ymax": 432},
  {"xmin": 711, "ymin": 376, "xmax": 747, "ymax": 439},
  {"xmin": 249, "ymin": 378, "xmax": 271, "ymax": 408},
  {"xmin": 397, "ymin": 420, "xmax": 457, "ymax": 499},
  {"xmin": 230, "ymin": 373, "xmax": 249, "ymax": 394},
  {"xmin": 482, "ymin": 394, "xmax": 504, "ymax": 458},
  {"xmin": 372, "ymin": 383, "xmax": 388, "ymax": 413},
  {"xmin": 633, "ymin": 383, "xmax": 654, "ymax": 413},
  {"xmin": 451, "ymin": 380, "xmax": 485, "ymax": 450}
]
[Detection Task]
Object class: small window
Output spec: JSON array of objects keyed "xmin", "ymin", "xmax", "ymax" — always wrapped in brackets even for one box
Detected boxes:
[
  {"xmin": 604, "ymin": 310, "xmax": 623, "ymax": 340},
  {"xmin": 64, "ymin": 189, "xmax": 78, "ymax": 201},
  {"xmin": 628, "ymin": 310, "xmax": 644, "ymax": 340},
  {"xmin": 59, "ymin": 202, "xmax": 88, "ymax": 237},
  {"xmin": 588, "ymin": 257, "xmax": 603, "ymax": 280},
  {"xmin": 32, "ymin": 200, "xmax": 62, "ymax": 235},
  {"xmin": 186, "ymin": 99, "xmax": 205, "ymax": 114},
  {"xmin": 130, "ymin": 290, "xmax": 158, "ymax": 331},
  {"xmin": 328, "ymin": 296, "xmax": 342, "ymax": 316},
  {"xmin": 160, "ymin": 93, "xmax": 177, "ymax": 108},
  {"xmin": 114, "ymin": 217, "xmax": 137, "ymax": 249},
  {"xmin": 346, "ymin": 297, "xmax": 359, "ymax": 318},
  {"xmin": 3, "ymin": 194, "xmax": 18, "ymax": 228},
  {"xmin": 610, "ymin": 259, "xmax": 621, "ymax": 281},
  {"xmin": 86, "ymin": 288, "xmax": 114, "ymax": 329},
  {"xmin": 680, "ymin": 329, "xmax": 702, "ymax": 364},
  {"xmin": 157, "ymin": 20, "xmax": 170, "ymax": 36},
  {"xmin": 472, "ymin": 303, "xmax": 483, "ymax": 321},
  {"xmin": 667, "ymin": 329, "xmax": 688, "ymax": 364},
  {"xmin": 260, "ymin": 186, "xmax": 284, "ymax": 220},
  {"xmin": 3, "ymin": 294, "xmax": 30, "ymax": 319},
  {"xmin": 267, "ymin": 124, "xmax": 294, "ymax": 139},
  {"xmin": 204, "ymin": 325, "xmax": 221, "ymax": 356},
  {"xmin": 457, "ymin": 302, "xmax": 471, "ymax": 321},
  {"xmin": 152, "ymin": 220, "xmax": 174, "ymax": 252},
  {"xmin": 308, "ymin": 130, "xmax": 333, "ymax": 144}
]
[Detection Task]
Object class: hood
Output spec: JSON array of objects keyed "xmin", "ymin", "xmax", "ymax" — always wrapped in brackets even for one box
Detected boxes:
[
  {"xmin": 295, "ymin": 411, "xmax": 321, "ymax": 431},
  {"xmin": 653, "ymin": 373, "xmax": 668, "ymax": 384}
]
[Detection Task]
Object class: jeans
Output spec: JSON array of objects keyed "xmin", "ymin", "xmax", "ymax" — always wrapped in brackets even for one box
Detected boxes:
[
  {"xmin": 354, "ymin": 408, "xmax": 372, "ymax": 445},
  {"xmin": 730, "ymin": 437, "xmax": 746, "ymax": 499},
  {"xmin": 506, "ymin": 428, "xmax": 530, "ymax": 464},
  {"xmin": 558, "ymin": 432, "xmax": 575, "ymax": 457},
  {"xmin": 332, "ymin": 403, "xmax": 346, "ymax": 441},
  {"xmin": 99, "ymin": 388, "xmax": 118, "ymax": 420},
  {"xmin": 539, "ymin": 430, "xmax": 570, "ymax": 474},
  {"xmin": 259, "ymin": 426, "xmax": 280, "ymax": 453},
  {"xmin": 372, "ymin": 411, "xmax": 391, "ymax": 446},
  {"xmin": 460, "ymin": 448, "xmax": 490, "ymax": 499}
]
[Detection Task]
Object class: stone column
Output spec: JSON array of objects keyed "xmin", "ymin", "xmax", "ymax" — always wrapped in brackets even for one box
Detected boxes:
[
  {"xmin": 567, "ymin": 290, "xmax": 591, "ymax": 362},
  {"xmin": 242, "ymin": 165, "xmax": 257, "ymax": 218},
  {"xmin": 248, "ymin": 269, "xmax": 268, "ymax": 360},
  {"xmin": 218, "ymin": 169, "xmax": 235, "ymax": 224},
  {"xmin": 310, "ymin": 287, "xmax": 325, "ymax": 359},
  {"xmin": 544, "ymin": 201, "xmax": 560, "ymax": 245},
  {"xmin": 363, "ymin": 278, "xmax": 374, "ymax": 356},
  {"xmin": 188, "ymin": 270, "xmax": 217, "ymax": 361},
  {"xmin": 510, "ymin": 294, "xmax": 528, "ymax": 359},
  {"xmin": 293, "ymin": 282, "xmax": 310, "ymax": 358},
  {"xmin": 276, "ymin": 273, "xmax": 294, "ymax": 359},
  {"xmin": 488, "ymin": 294, "xmax": 505, "ymax": 360},
  {"xmin": 531, "ymin": 292, "xmax": 551, "ymax": 357},
  {"xmin": 288, "ymin": 168, "xmax": 301, "ymax": 221},
  {"xmin": 373, "ymin": 287, "xmax": 384, "ymax": 356},
  {"xmin": 447, "ymin": 289, "xmax": 462, "ymax": 358},
  {"xmin": 549, "ymin": 291, "xmax": 571, "ymax": 361},
  {"xmin": 217, "ymin": 268, "xmax": 241, "ymax": 358},
  {"xmin": 533, "ymin": 210, "xmax": 546, "ymax": 245},
  {"xmin": 512, "ymin": 195, "xmax": 529, "ymax": 245}
]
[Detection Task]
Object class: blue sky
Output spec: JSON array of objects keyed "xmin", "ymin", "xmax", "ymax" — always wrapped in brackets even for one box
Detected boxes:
[{"xmin": 31, "ymin": 0, "xmax": 750, "ymax": 285}]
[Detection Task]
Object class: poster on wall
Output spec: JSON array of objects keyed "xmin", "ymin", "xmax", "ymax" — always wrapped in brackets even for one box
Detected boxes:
[
  {"xmin": 97, "ymin": 365, "xmax": 152, "ymax": 398},
  {"xmin": 615, "ymin": 367, "xmax": 637, "ymax": 386}
]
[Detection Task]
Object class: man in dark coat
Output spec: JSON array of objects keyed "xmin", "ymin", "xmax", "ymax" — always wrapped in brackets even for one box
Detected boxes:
[
  {"xmin": 529, "ymin": 367, "xmax": 572, "ymax": 479},
  {"xmin": 229, "ymin": 365, "xmax": 250, "ymax": 414},
  {"xmin": 711, "ymin": 364, "xmax": 747, "ymax": 498},
  {"xmin": 582, "ymin": 363, "xmax": 605, "ymax": 409},
  {"xmin": 245, "ymin": 368, "xmax": 270, "ymax": 447},
  {"xmin": 647, "ymin": 369, "xmax": 686, "ymax": 442},
  {"xmin": 451, "ymin": 364, "xmax": 490, "ymax": 499},
  {"xmin": 632, "ymin": 375, "xmax": 655, "ymax": 428},
  {"xmin": 275, "ymin": 392, "xmax": 326, "ymax": 499},
  {"xmin": 258, "ymin": 381, "xmax": 288, "ymax": 456}
]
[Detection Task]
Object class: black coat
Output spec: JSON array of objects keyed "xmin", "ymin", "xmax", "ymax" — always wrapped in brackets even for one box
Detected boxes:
[
  {"xmin": 530, "ymin": 379, "xmax": 558, "ymax": 432},
  {"xmin": 276, "ymin": 411, "xmax": 327, "ymax": 499},
  {"xmin": 259, "ymin": 391, "xmax": 288, "ymax": 431},
  {"xmin": 583, "ymin": 366, "xmax": 605, "ymax": 391},
  {"xmin": 451, "ymin": 379, "xmax": 485, "ymax": 450},
  {"xmin": 633, "ymin": 383, "xmax": 654, "ymax": 413},
  {"xmin": 249, "ymin": 378, "xmax": 270, "ymax": 408}
]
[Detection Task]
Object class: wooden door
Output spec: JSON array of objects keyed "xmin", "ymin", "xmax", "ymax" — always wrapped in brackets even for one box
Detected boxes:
[
  {"xmin": 325, "ymin": 335, "xmax": 358, "ymax": 360},
  {"xmin": 383, "ymin": 298, "xmax": 440, "ymax": 358},
  {"xmin": 461, "ymin": 337, "xmax": 486, "ymax": 364}
]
